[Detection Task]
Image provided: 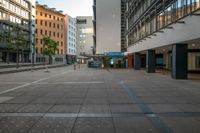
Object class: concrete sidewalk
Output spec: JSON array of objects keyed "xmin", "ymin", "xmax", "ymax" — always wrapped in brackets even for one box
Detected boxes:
[{"xmin": 0, "ymin": 65, "xmax": 199, "ymax": 133}]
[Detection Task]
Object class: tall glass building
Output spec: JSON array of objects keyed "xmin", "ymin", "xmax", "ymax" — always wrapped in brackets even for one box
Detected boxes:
[
  {"xmin": 0, "ymin": 0, "xmax": 35, "ymax": 63},
  {"xmin": 126, "ymin": 0, "xmax": 200, "ymax": 79}
]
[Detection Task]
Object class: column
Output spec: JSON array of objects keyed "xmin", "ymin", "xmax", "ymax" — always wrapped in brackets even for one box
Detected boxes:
[
  {"xmin": 134, "ymin": 53, "xmax": 141, "ymax": 70},
  {"xmin": 172, "ymin": 44, "xmax": 188, "ymax": 79},
  {"xmin": 146, "ymin": 50, "xmax": 156, "ymax": 73}
]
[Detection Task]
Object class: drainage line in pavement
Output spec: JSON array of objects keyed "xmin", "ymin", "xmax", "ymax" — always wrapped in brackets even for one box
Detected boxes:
[{"xmin": 107, "ymin": 69, "xmax": 173, "ymax": 133}]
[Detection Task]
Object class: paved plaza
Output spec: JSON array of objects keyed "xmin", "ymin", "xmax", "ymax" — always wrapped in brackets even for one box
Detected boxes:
[{"xmin": 0, "ymin": 65, "xmax": 200, "ymax": 133}]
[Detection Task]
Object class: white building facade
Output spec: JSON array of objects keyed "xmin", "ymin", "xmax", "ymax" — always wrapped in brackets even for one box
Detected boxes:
[{"xmin": 66, "ymin": 16, "xmax": 76, "ymax": 64}]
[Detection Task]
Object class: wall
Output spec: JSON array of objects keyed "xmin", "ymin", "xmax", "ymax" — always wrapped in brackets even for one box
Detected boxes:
[{"xmin": 96, "ymin": 0, "xmax": 121, "ymax": 54}]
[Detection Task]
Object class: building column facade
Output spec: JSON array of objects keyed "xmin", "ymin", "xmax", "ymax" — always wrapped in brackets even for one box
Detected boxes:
[
  {"xmin": 134, "ymin": 53, "xmax": 141, "ymax": 70},
  {"xmin": 146, "ymin": 50, "xmax": 156, "ymax": 73},
  {"xmin": 172, "ymin": 44, "xmax": 188, "ymax": 79}
]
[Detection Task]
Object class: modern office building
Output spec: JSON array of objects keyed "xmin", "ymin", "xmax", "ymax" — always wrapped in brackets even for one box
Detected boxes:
[
  {"xmin": 66, "ymin": 15, "xmax": 76, "ymax": 64},
  {"xmin": 0, "ymin": 0, "xmax": 35, "ymax": 63},
  {"xmin": 126, "ymin": 0, "xmax": 200, "ymax": 79},
  {"xmin": 93, "ymin": 0, "xmax": 127, "ymax": 55},
  {"xmin": 35, "ymin": 3, "xmax": 67, "ymax": 64},
  {"xmin": 76, "ymin": 16, "xmax": 93, "ymax": 63}
]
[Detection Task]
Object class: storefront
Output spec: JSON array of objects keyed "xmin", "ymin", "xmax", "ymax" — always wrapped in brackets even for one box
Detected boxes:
[{"xmin": 103, "ymin": 52, "xmax": 128, "ymax": 68}]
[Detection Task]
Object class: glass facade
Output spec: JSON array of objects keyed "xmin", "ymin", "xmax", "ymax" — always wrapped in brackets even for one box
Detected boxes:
[
  {"xmin": 0, "ymin": 0, "xmax": 32, "ymax": 63},
  {"xmin": 126, "ymin": 0, "xmax": 200, "ymax": 45}
]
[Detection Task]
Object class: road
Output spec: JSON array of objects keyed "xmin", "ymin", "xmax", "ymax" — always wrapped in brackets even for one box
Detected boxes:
[{"xmin": 0, "ymin": 65, "xmax": 200, "ymax": 133}]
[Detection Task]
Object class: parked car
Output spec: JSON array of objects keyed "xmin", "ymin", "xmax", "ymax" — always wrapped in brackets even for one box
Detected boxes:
[{"xmin": 88, "ymin": 61, "xmax": 101, "ymax": 68}]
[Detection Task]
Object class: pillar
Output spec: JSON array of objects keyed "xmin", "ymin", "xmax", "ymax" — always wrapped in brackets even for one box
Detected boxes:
[
  {"xmin": 134, "ymin": 53, "xmax": 141, "ymax": 70},
  {"xmin": 146, "ymin": 50, "xmax": 156, "ymax": 73},
  {"xmin": 172, "ymin": 44, "xmax": 188, "ymax": 79}
]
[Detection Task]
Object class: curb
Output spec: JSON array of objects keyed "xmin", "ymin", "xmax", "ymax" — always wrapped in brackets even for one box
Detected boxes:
[{"xmin": 0, "ymin": 64, "xmax": 67, "ymax": 75}]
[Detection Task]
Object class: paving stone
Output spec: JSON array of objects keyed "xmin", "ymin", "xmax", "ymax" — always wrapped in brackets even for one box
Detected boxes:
[
  {"xmin": 139, "ymin": 96, "xmax": 168, "ymax": 104},
  {"xmin": 31, "ymin": 98, "xmax": 59, "ymax": 104},
  {"xmin": 84, "ymin": 98, "xmax": 108, "ymax": 104},
  {"xmin": 108, "ymin": 97, "xmax": 134, "ymax": 104},
  {"xmin": 110, "ymin": 104, "xmax": 142, "ymax": 113},
  {"xmin": 0, "ymin": 104, "xmax": 24, "ymax": 113},
  {"xmin": 72, "ymin": 118, "xmax": 114, "ymax": 133},
  {"xmin": 114, "ymin": 117, "xmax": 159, "ymax": 133},
  {"xmin": 28, "ymin": 117, "xmax": 75, "ymax": 133},
  {"xmin": 0, "ymin": 116, "xmax": 40, "ymax": 133},
  {"xmin": 0, "ymin": 97, "xmax": 14, "ymax": 103},
  {"xmin": 176, "ymin": 104, "xmax": 200, "ymax": 112},
  {"xmin": 56, "ymin": 98, "xmax": 84, "ymax": 104},
  {"xmin": 4, "ymin": 96, "xmax": 37, "ymax": 104},
  {"xmin": 48, "ymin": 105, "xmax": 80, "ymax": 113},
  {"xmin": 80, "ymin": 104, "xmax": 110, "ymax": 113},
  {"xmin": 17, "ymin": 104, "xmax": 53, "ymax": 113},
  {"xmin": 147, "ymin": 104, "xmax": 183, "ymax": 113},
  {"xmin": 160, "ymin": 117, "xmax": 200, "ymax": 133}
]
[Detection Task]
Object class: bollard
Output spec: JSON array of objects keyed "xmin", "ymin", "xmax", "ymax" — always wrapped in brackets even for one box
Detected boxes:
[
  {"xmin": 78, "ymin": 64, "xmax": 80, "ymax": 69},
  {"xmin": 74, "ymin": 64, "xmax": 76, "ymax": 70}
]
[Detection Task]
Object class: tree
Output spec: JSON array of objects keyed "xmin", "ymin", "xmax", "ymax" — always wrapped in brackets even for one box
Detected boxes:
[
  {"xmin": 42, "ymin": 36, "xmax": 58, "ymax": 64},
  {"xmin": 3, "ymin": 28, "xmax": 14, "ymax": 64},
  {"xmin": 13, "ymin": 25, "xmax": 29, "ymax": 68}
]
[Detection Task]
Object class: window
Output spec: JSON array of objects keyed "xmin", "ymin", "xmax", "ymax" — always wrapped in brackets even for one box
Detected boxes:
[
  {"xmin": 45, "ymin": 30, "xmax": 47, "ymax": 35},
  {"xmin": 40, "ymin": 20, "xmax": 43, "ymax": 25},
  {"xmin": 40, "ymin": 39, "xmax": 43, "ymax": 44},
  {"xmin": 196, "ymin": 56, "xmax": 200, "ymax": 69},
  {"xmin": 49, "ymin": 31, "xmax": 51, "ymax": 36},
  {"xmin": 57, "ymin": 24, "xmax": 59, "ymax": 29},
  {"xmin": 61, "ymin": 42, "xmax": 63, "ymax": 46},
  {"xmin": 40, "ymin": 48, "xmax": 43, "ymax": 53},
  {"xmin": 49, "ymin": 15, "xmax": 51, "ymax": 18},
  {"xmin": 57, "ymin": 32, "xmax": 59, "ymax": 37},
  {"xmin": 53, "ymin": 16, "xmax": 55, "ymax": 20},
  {"xmin": 45, "ymin": 13, "xmax": 47, "ymax": 17},
  {"xmin": 36, "ymin": 48, "xmax": 38, "ymax": 53},
  {"xmin": 40, "ymin": 12, "xmax": 42, "ymax": 16},
  {"xmin": 53, "ymin": 32, "xmax": 55, "ymax": 37},
  {"xmin": 45, "ymin": 21, "xmax": 47, "ymax": 26},
  {"xmin": 53, "ymin": 23, "xmax": 55, "ymax": 28},
  {"xmin": 36, "ymin": 29, "xmax": 38, "ymax": 34},
  {"xmin": 40, "ymin": 29, "xmax": 43, "ymax": 35},
  {"xmin": 49, "ymin": 22, "xmax": 51, "ymax": 27}
]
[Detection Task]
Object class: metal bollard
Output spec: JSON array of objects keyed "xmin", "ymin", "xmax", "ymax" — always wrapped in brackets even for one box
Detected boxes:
[
  {"xmin": 78, "ymin": 64, "xmax": 80, "ymax": 69},
  {"xmin": 74, "ymin": 64, "xmax": 76, "ymax": 70}
]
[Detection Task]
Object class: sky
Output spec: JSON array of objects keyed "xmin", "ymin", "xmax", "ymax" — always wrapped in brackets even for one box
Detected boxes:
[{"xmin": 37, "ymin": 0, "xmax": 93, "ymax": 17}]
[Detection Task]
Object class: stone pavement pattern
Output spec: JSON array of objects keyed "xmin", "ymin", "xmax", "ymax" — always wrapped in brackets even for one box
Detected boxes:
[{"xmin": 0, "ymin": 65, "xmax": 200, "ymax": 133}]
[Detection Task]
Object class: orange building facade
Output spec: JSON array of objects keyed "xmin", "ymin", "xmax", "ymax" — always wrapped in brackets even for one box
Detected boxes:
[{"xmin": 35, "ymin": 3, "xmax": 67, "ymax": 64}]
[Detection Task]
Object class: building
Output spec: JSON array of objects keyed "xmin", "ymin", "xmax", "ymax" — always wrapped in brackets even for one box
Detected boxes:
[
  {"xmin": 93, "ymin": 0, "xmax": 127, "ymax": 55},
  {"xmin": 76, "ymin": 16, "xmax": 93, "ymax": 63},
  {"xmin": 126, "ymin": 0, "xmax": 200, "ymax": 79},
  {"xmin": 0, "ymin": 0, "xmax": 35, "ymax": 63},
  {"xmin": 35, "ymin": 3, "xmax": 67, "ymax": 64},
  {"xmin": 66, "ymin": 15, "xmax": 76, "ymax": 64}
]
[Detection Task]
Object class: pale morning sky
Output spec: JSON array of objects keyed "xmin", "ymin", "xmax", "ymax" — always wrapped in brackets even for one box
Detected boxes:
[{"xmin": 37, "ymin": 0, "xmax": 93, "ymax": 17}]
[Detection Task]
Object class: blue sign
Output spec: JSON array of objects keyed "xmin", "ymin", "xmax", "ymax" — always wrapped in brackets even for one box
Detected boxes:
[{"xmin": 104, "ymin": 52, "xmax": 124, "ymax": 57}]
